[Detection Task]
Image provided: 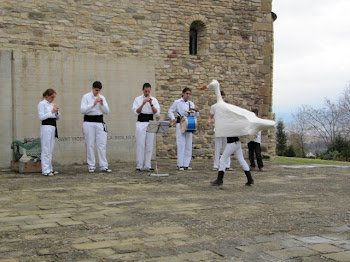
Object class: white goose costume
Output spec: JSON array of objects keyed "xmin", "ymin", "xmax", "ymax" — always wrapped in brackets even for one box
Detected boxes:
[{"xmin": 201, "ymin": 80, "xmax": 276, "ymax": 137}]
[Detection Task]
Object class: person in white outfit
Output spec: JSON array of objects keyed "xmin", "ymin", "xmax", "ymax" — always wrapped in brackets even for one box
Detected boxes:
[
  {"xmin": 38, "ymin": 88, "xmax": 60, "ymax": 176},
  {"xmin": 132, "ymin": 83, "xmax": 160, "ymax": 171},
  {"xmin": 207, "ymin": 90, "xmax": 231, "ymax": 171},
  {"xmin": 169, "ymin": 88, "xmax": 199, "ymax": 170},
  {"xmin": 211, "ymin": 136, "xmax": 254, "ymax": 187},
  {"xmin": 80, "ymin": 81, "xmax": 111, "ymax": 173}
]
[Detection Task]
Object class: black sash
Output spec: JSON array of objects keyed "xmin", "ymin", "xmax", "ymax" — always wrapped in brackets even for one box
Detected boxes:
[
  {"xmin": 84, "ymin": 115, "xmax": 107, "ymax": 132},
  {"xmin": 84, "ymin": 115, "xmax": 104, "ymax": 123},
  {"xmin": 227, "ymin": 137, "xmax": 239, "ymax": 143},
  {"xmin": 42, "ymin": 118, "xmax": 58, "ymax": 138},
  {"xmin": 137, "ymin": 113, "xmax": 153, "ymax": 122}
]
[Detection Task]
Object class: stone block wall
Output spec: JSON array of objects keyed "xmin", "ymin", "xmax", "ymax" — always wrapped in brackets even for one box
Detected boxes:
[{"xmin": 0, "ymin": 0, "xmax": 275, "ymax": 166}]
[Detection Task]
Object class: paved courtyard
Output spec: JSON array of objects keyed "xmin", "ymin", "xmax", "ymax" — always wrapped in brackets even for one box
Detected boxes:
[{"xmin": 0, "ymin": 159, "xmax": 349, "ymax": 261}]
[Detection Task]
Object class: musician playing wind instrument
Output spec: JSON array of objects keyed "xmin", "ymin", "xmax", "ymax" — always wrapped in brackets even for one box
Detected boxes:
[
  {"xmin": 38, "ymin": 88, "xmax": 60, "ymax": 176},
  {"xmin": 80, "ymin": 81, "xmax": 111, "ymax": 173},
  {"xmin": 168, "ymin": 87, "xmax": 199, "ymax": 171},
  {"xmin": 132, "ymin": 83, "xmax": 160, "ymax": 172}
]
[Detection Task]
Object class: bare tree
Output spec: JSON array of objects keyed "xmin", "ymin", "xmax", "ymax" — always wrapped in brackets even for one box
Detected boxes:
[
  {"xmin": 289, "ymin": 108, "xmax": 310, "ymax": 157},
  {"xmin": 298, "ymin": 99, "xmax": 344, "ymax": 148},
  {"xmin": 338, "ymin": 85, "xmax": 350, "ymax": 136},
  {"xmin": 289, "ymin": 85, "xmax": 350, "ymax": 155}
]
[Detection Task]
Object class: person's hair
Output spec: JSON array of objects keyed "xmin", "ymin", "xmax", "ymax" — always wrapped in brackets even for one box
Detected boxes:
[
  {"xmin": 143, "ymin": 83, "xmax": 151, "ymax": 90},
  {"xmin": 42, "ymin": 88, "xmax": 56, "ymax": 97},
  {"xmin": 220, "ymin": 91, "xmax": 226, "ymax": 96},
  {"xmin": 182, "ymin": 87, "xmax": 191, "ymax": 94},
  {"xmin": 252, "ymin": 109, "xmax": 259, "ymax": 116},
  {"xmin": 92, "ymin": 81, "xmax": 102, "ymax": 89}
]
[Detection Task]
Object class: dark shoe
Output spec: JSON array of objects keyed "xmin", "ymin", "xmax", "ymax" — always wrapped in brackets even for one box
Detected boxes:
[
  {"xmin": 145, "ymin": 168, "xmax": 155, "ymax": 171},
  {"xmin": 210, "ymin": 179, "xmax": 223, "ymax": 186},
  {"xmin": 51, "ymin": 170, "xmax": 59, "ymax": 175},
  {"xmin": 245, "ymin": 179, "xmax": 254, "ymax": 186},
  {"xmin": 184, "ymin": 167, "xmax": 192, "ymax": 170},
  {"xmin": 135, "ymin": 168, "xmax": 142, "ymax": 172},
  {"xmin": 244, "ymin": 171, "xmax": 254, "ymax": 186},
  {"xmin": 101, "ymin": 168, "xmax": 112, "ymax": 173}
]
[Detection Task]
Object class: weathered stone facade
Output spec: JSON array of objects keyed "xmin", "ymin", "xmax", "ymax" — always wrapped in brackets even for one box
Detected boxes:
[{"xmin": 0, "ymin": 0, "xmax": 275, "ymax": 167}]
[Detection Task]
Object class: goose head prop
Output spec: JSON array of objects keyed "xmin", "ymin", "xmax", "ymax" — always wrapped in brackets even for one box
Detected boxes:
[
  {"xmin": 200, "ymin": 79, "xmax": 223, "ymax": 103},
  {"xmin": 201, "ymin": 79, "xmax": 276, "ymax": 137}
]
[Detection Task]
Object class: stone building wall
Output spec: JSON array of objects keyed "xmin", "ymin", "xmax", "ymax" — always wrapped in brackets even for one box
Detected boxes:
[{"xmin": 0, "ymin": 0, "xmax": 275, "ymax": 167}]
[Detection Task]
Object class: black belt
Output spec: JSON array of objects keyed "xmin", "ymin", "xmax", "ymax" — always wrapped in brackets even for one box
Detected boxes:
[
  {"xmin": 84, "ymin": 115, "xmax": 104, "ymax": 123},
  {"xmin": 137, "ymin": 113, "xmax": 153, "ymax": 122},
  {"xmin": 42, "ymin": 118, "xmax": 58, "ymax": 138},
  {"xmin": 42, "ymin": 118, "xmax": 56, "ymax": 126},
  {"xmin": 176, "ymin": 116, "xmax": 181, "ymax": 123},
  {"xmin": 227, "ymin": 137, "xmax": 239, "ymax": 143}
]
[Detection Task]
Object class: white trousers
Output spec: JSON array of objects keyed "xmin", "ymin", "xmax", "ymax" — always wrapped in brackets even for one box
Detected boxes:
[
  {"xmin": 40, "ymin": 125, "xmax": 56, "ymax": 174},
  {"xmin": 176, "ymin": 123, "xmax": 193, "ymax": 167},
  {"xmin": 219, "ymin": 141, "xmax": 249, "ymax": 172},
  {"xmin": 214, "ymin": 136, "xmax": 230, "ymax": 169},
  {"xmin": 135, "ymin": 122, "xmax": 155, "ymax": 169},
  {"xmin": 82, "ymin": 122, "xmax": 108, "ymax": 170}
]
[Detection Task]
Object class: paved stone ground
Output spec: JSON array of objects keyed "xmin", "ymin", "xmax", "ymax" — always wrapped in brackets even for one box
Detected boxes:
[{"xmin": 0, "ymin": 159, "xmax": 349, "ymax": 262}]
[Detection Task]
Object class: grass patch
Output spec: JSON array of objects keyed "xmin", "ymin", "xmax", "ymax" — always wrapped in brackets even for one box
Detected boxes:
[{"xmin": 275, "ymin": 156, "xmax": 350, "ymax": 166}]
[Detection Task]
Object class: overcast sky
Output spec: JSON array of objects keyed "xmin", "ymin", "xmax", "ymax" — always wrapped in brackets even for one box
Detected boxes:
[{"xmin": 272, "ymin": 0, "xmax": 350, "ymax": 122}]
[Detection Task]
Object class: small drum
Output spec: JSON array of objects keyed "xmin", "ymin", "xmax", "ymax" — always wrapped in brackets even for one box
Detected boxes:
[{"xmin": 180, "ymin": 116, "xmax": 197, "ymax": 133}]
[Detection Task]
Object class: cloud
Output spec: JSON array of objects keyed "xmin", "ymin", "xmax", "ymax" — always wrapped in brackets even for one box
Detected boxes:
[{"xmin": 272, "ymin": 0, "xmax": 350, "ymax": 119}]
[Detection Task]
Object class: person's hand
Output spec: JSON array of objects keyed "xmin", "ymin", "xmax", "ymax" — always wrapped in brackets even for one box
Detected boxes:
[
  {"xmin": 194, "ymin": 105, "xmax": 199, "ymax": 111},
  {"xmin": 170, "ymin": 119, "xmax": 176, "ymax": 126},
  {"xmin": 94, "ymin": 97, "xmax": 102, "ymax": 106},
  {"xmin": 52, "ymin": 104, "xmax": 60, "ymax": 113},
  {"xmin": 206, "ymin": 119, "xmax": 211, "ymax": 126},
  {"xmin": 143, "ymin": 97, "xmax": 152, "ymax": 105}
]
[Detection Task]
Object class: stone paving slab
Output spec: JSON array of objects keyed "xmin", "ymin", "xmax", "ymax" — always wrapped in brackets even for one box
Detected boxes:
[{"xmin": 0, "ymin": 159, "xmax": 349, "ymax": 261}]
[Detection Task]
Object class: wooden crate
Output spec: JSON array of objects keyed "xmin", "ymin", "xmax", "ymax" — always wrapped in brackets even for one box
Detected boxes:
[{"xmin": 11, "ymin": 161, "xmax": 42, "ymax": 174}]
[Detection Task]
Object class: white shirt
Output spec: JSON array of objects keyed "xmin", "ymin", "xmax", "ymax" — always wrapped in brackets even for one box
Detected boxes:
[
  {"xmin": 251, "ymin": 131, "xmax": 262, "ymax": 143},
  {"xmin": 132, "ymin": 95, "xmax": 160, "ymax": 117},
  {"xmin": 38, "ymin": 99, "xmax": 60, "ymax": 121},
  {"xmin": 209, "ymin": 103, "xmax": 217, "ymax": 116},
  {"xmin": 80, "ymin": 91, "xmax": 110, "ymax": 115},
  {"xmin": 168, "ymin": 98, "xmax": 199, "ymax": 120},
  {"xmin": 210, "ymin": 103, "xmax": 217, "ymax": 132}
]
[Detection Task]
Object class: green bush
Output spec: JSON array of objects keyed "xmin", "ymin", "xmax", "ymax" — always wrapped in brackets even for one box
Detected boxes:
[
  {"xmin": 284, "ymin": 145, "xmax": 296, "ymax": 157},
  {"xmin": 319, "ymin": 150, "xmax": 342, "ymax": 160}
]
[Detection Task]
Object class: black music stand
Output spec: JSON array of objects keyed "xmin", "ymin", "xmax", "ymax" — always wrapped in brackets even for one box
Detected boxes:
[{"xmin": 146, "ymin": 121, "xmax": 170, "ymax": 177}]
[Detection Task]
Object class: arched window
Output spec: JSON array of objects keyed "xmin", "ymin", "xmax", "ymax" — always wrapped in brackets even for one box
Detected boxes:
[
  {"xmin": 189, "ymin": 28, "xmax": 198, "ymax": 55},
  {"xmin": 189, "ymin": 20, "xmax": 206, "ymax": 56}
]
